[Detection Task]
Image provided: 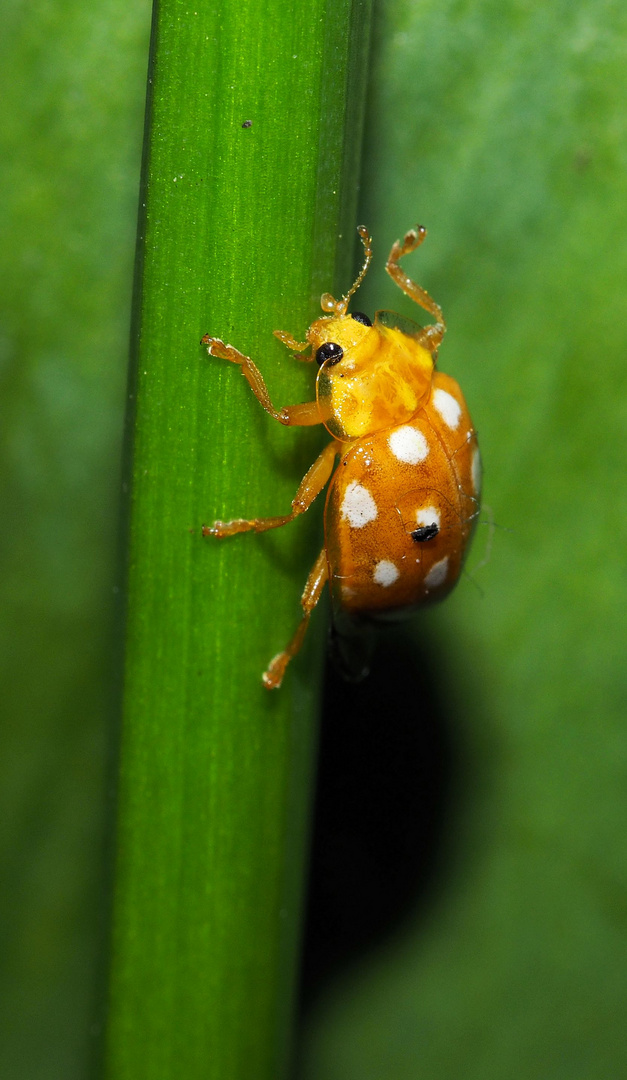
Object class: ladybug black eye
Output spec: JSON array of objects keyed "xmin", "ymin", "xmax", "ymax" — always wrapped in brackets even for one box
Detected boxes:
[
  {"xmin": 316, "ymin": 342, "xmax": 344, "ymax": 367},
  {"xmin": 351, "ymin": 311, "xmax": 372, "ymax": 326}
]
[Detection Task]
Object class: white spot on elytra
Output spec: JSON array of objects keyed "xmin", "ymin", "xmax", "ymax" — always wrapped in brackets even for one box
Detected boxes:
[
  {"xmin": 373, "ymin": 560, "xmax": 399, "ymax": 587},
  {"xmin": 416, "ymin": 505, "xmax": 441, "ymax": 530},
  {"xmin": 424, "ymin": 557, "xmax": 449, "ymax": 588},
  {"xmin": 341, "ymin": 482, "xmax": 378, "ymax": 528},
  {"xmin": 388, "ymin": 425, "xmax": 429, "ymax": 464},
  {"xmin": 471, "ymin": 447, "xmax": 482, "ymax": 493},
  {"xmin": 433, "ymin": 388, "xmax": 462, "ymax": 429}
]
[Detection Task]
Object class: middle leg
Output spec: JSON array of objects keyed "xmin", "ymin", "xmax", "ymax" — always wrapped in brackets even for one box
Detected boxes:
[{"xmin": 203, "ymin": 440, "xmax": 340, "ymax": 538}]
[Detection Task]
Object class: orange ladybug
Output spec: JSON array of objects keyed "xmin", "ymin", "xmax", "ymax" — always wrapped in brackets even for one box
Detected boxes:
[{"xmin": 202, "ymin": 225, "xmax": 481, "ymax": 688}]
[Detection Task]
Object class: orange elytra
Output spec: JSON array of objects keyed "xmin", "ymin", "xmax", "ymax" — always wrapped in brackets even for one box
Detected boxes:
[{"xmin": 201, "ymin": 225, "xmax": 481, "ymax": 688}]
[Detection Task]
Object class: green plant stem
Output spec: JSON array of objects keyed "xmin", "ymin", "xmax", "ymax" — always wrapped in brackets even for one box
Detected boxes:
[{"xmin": 105, "ymin": 0, "xmax": 372, "ymax": 1077}]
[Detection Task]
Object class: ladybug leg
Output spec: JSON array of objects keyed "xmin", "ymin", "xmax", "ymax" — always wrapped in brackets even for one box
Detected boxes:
[
  {"xmin": 263, "ymin": 546, "xmax": 328, "ymax": 689},
  {"xmin": 202, "ymin": 336, "xmax": 319, "ymax": 426},
  {"xmin": 273, "ymin": 329, "xmax": 312, "ymax": 359},
  {"xmin": 203, "ymin": 440, "xmax": 340, "ymax": 538},
  {"xmin": 386, "ymin": 227, "xmax": 446, "ymax": 349}
]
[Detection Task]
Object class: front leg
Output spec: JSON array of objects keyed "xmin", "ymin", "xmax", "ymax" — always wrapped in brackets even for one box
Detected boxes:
[
  {"xmin": 273, "ymin": 329, "xmax": 311, "ymax": 357},
  {"xmin": 202, "ymin": 335, "xmax": 320, "ymax": 426}
]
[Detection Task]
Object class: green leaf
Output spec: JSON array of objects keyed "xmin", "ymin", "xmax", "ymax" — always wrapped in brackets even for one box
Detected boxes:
[
  {"xmin": 105, "ymin": 0, "xmax": 372, "ymax": 1078},
  {"xmin": 0, "ymin": 1, "xmax": 150, "ymax": 1076}
]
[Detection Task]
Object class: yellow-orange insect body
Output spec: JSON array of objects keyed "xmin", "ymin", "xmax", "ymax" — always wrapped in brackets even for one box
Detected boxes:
[{"xmin": 202, "ymin": 225, "xmax": 480, "ymax": 688}]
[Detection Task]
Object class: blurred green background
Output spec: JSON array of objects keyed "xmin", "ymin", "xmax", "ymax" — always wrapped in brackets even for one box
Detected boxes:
[
  {"xmin": 0, "ymin": 0, "xmax": 151, "ymax": 1075},
  {"xmin": 2, "ymin": 0, "xmax": 627, "ymax": 1077}
]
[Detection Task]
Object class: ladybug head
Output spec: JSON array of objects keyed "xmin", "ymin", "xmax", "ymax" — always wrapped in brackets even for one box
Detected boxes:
[
  {"xmin": 304, "ymin": 226, "xmax": 434, "ymax": 441},
  {"xmin": 306, "ymin": 308, "xmax": 375, "ymax": 368}
]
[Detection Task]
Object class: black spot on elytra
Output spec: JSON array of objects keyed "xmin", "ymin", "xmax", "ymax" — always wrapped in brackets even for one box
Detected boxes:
[{"xmin": 411, "ymin": 523, "xmax": 439, "ymax": 543}]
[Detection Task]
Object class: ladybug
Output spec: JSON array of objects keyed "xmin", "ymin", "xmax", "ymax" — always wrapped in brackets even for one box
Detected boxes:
[{"xmin": 202, "ymin": 225, "xmax": 481, "ymax": 689}]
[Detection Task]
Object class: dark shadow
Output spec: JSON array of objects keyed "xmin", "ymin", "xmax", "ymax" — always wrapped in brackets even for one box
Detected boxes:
[{"xmin": 298, "ymin": 624, "xmax": 459, "ymax": 1011}]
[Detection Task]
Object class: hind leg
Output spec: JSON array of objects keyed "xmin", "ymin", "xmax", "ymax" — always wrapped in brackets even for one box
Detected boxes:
[{"xmin": 263, "ymin": 546, "xmax": 328, "ymax": 689}]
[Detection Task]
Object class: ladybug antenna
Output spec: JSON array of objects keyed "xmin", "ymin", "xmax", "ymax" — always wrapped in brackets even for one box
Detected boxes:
[{"xmin": 320, "ymin": 226, "xmax": 373, "ymax": 317}]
